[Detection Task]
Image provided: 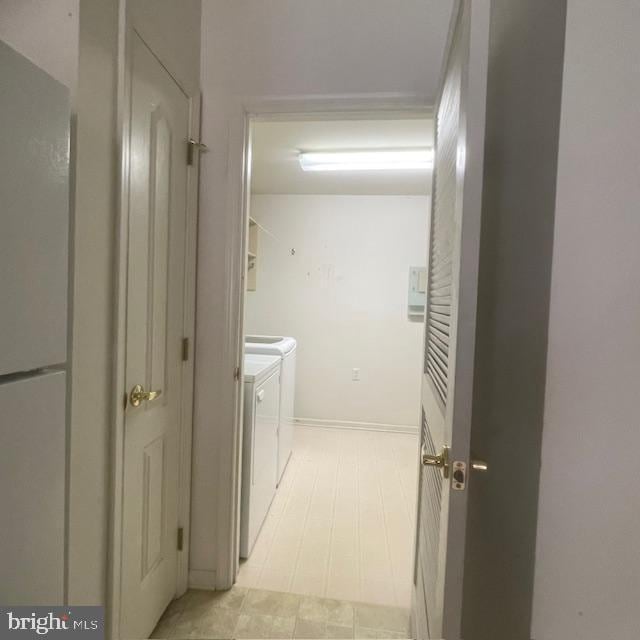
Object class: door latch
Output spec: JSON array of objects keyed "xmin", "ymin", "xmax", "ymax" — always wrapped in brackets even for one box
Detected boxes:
[
  {"xmin": 451, "ymin": 460, "xmax": 467, "ymax": 490},
  {"xmin": 187, "ymin": 138, "xmax": 209, "ymax": 165},
  {"xmin": 452, "ymin": 458, "xmax": 488, "ymax": 491}
]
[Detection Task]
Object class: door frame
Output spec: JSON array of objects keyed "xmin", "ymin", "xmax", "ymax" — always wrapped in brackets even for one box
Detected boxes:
[
  {"xmin": 108, "ymin": 19, "xmax": 201, "ymax": 640},
  {"xmin": 218, "ymin": 94, "xmax": 434, "ymax": 590}
]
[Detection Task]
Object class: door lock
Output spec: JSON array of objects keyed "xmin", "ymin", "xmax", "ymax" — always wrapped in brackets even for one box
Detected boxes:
[{"xmin": 129, "ymin": 384, "xmax": 162, "ymax": 408}]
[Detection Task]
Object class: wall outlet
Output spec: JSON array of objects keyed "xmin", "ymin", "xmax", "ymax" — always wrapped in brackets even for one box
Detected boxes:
[{"xmin": 352, "ymin": 368, "xmax": 360, "ymax": 381}]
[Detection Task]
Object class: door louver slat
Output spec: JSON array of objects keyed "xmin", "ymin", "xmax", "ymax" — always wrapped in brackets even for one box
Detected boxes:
[
  {"xmin": 428, "ymin": 318, "xmax": 450, "ymax": 335},
  {"xmin": 427, "ymin": 325, "xmax": 450, "ymax": 346},
  {"xmin": 427, "ymin": 346, "xmax": 448, "ymax": 375},
  {"xmin": 424, "ymin": 34, "xmax": 460, "ymax": 407},
  {"xmin": 429, "ymin": 337, "xmax": 449, "ymax": 360},
  {"xmin": 426, "ymin": 364, "xmax": 448, "ymax": 400},
  {"xmin": 417, "ymin": 409, "xmax": 443, "ymax": 634}
]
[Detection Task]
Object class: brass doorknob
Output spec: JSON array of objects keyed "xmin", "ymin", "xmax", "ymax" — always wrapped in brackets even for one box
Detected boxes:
[
  {"xmin": 129, "ymin": 384, "xmax": 162, "ymax": 408},
  {"xmin": 422, "ymin": 444, "xmax": 450, "ymax": 479}
]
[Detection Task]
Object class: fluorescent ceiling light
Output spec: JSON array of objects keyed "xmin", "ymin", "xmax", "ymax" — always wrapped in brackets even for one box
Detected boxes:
[{"xmin": 298, "ymin": 149, "xmax": 433, "ymax": 172}]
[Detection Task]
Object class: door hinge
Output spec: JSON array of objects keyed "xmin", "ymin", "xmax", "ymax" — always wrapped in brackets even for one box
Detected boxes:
[
  {"xmin": 177, "ymin": 526, "xmax": 184, "ymax": 551},
  {"xmin": 234, "ymin": 366, "xmax": 241, "ymax": 381},
  {"xmin": 187, "ymin": 138, "xmax": 209, "ymax": 165},
  {"xmin": 182, "ymin": 337, "xmax": 190, "ymax": 362}
]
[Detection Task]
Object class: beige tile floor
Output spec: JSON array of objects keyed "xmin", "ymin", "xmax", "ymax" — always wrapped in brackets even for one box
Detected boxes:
[
  {"xmin": 237, "ymin": 426, "xmax": 419, "ymax": 608},
  {"xmin": 152, "ymin": 586, "xmax": 411, "ymax": 639}
]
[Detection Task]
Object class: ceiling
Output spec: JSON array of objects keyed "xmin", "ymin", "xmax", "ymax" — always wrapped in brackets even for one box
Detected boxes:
[{"xmin": 250, "ymin": 118, "xmax": 434, "ymax": 196}]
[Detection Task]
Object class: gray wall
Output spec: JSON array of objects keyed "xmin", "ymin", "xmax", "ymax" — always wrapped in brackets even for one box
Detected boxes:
[
  {"xmin": 461, "ymin": 1, "xmax": 567, "ymax": 638},
  {"xmin": 532, "ymin": 2, "xmax": 640, "ymax": 638}
]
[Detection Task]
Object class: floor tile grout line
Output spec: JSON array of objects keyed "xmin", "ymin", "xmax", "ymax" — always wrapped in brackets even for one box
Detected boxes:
[
  {"xmin": 388, "ymin": 433, "xmax": 419, "ymax": 603},
  {"xmin": 288, "ymin": 457, "xmax": 320, "ymax": 593},
  {"xmin": 322, "ymin": 429, "xmax": 341, "ymax": 600},
  {"xmin": 258, "ymin": 453, "xmax": 301, "ymax": 588},
  {"xmin": 373, "ymin": 434, "xmax": 403, "ymax": 608},
  {"xmin": 390, "ymin": 433, "xmax": 417, "ymax": 526},
  {"xmin": 355, "ymin": 430, "xmax": 364, "ymax": 606}
]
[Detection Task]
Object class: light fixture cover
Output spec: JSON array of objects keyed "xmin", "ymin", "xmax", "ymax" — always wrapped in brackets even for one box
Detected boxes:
[{"xmin": 298, "ymin": 149, "xmax": 434, "ymax": 172}]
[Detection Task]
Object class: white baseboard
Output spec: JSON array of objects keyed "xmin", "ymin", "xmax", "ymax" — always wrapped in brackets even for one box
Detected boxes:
[
  {"xmin": 188, "ymin": 569, "xmax": 217, "ymax": 591},
  {"xmin": 294, "ymin": 416, "xmax": 418, "ymax": 435}
]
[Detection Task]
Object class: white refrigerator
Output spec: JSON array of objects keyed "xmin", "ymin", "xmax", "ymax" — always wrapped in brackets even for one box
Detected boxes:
[{"xmin": 0, "ymin": 40, "xmax": 70, "ymax": 605}]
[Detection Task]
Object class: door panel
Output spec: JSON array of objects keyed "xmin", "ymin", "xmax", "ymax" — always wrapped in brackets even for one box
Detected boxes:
[
  {"xmin": 142, "ymin": 436, "xmax": 167, "ymax": 577},
  {"xmin": 148, "ymin": 110, "xmax": 172, "ymax": 399},
  {"xmin": 412, "ymin": 1, "xmax": 491, "ymax": 638},
  {"xmin": 121, "ymin": 33, "xmax": 190, "ymax": 640}
]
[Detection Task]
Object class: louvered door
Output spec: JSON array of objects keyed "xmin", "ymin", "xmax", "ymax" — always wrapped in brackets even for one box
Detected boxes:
[
  {"xmin": 424, "ymin": 38, "xmax": 459, "ymax": 406},
  {"xmin": 412, "ymin": 1, "xmax": 491, "ymax": 638}
]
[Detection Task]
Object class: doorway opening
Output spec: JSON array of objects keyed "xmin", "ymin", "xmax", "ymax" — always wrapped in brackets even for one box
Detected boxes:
[
  {"xmin": 240, "ymin": 114, "xmax": 432, "ymax": 636},
  {"xmin": 152, "ymin": 113, "xmax": 433, "ymax": 639}
]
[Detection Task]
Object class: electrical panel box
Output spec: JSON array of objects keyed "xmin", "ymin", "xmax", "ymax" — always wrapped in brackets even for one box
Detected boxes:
[{"xmin": 408, "ymin": 266, "xmax": 427, "ymax": 320}]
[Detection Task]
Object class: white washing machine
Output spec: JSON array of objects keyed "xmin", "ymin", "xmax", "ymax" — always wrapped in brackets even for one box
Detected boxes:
[
  {"xmin": 245, "ymin": 336, "xmax": 296, "ymax": 483},
  {"xmin": 240, "ymin": 354, "xmax": 281, "ymax": 558}
]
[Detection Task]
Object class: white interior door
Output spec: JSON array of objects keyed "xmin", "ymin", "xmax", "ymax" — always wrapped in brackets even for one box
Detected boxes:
[
  {"xmin": 120, "ymin": 32, "xmax": 190, "ymax": 640},
  {"xmin": 412, "ymin": 1, "xmax": 490, "ymax": 638}
]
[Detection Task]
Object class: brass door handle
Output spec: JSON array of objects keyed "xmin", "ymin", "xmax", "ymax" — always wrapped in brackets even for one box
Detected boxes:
[
  {"xmin": 129, "ymin": 384, "xmax": 162, "ymax": 408},
  {"xmin": 422, "ymin": 444, "xmax": 450, "ymax": 479}
]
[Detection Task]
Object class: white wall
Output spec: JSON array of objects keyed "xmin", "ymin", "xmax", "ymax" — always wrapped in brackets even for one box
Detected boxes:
[
  {"xmin": 193, "ymin": 0, "xmax": 453, "ymax": 587},
  {"xmin": 201, "ymin": 0, "xmax": 452, "ymax": 100},
  {"xmin": 0, "ymin": 0, "xmax": 79, "ymax": 94},
  {"xmin": 68, "ymin": 0, "xmax": 201, "ymax": 607},
  {"xmin": 67, "ymin": 0, "xmax": 119, "ymax": 607},
  {"xmin": 128, "ymin": 0, "xmax": 201, "ymax": 96},
  {"xmin": 532, "ymin": 2, "xmax": 640, "ymax": 638},
  {"xmin": 245, "ymin": 195, "xmax": 428, "ymax": 429}
]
